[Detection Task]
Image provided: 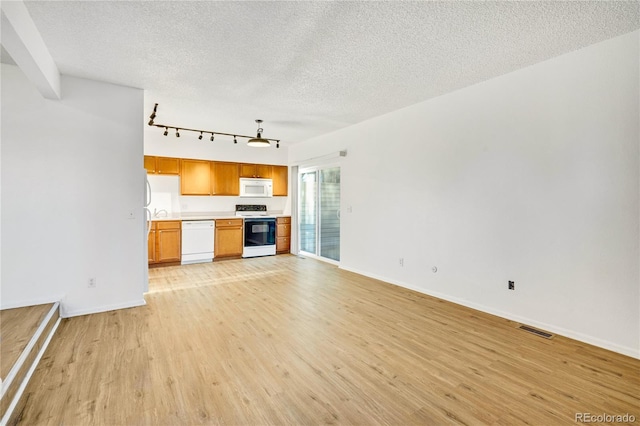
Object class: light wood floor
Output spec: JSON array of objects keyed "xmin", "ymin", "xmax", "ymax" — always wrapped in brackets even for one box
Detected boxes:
[
  {"xmin": 15, "ymin": 255, "xmax": 640, "ymax": 425},
  {"xmin": 1, "ymin": 303, "xmax": 53, "ymax": 380}
]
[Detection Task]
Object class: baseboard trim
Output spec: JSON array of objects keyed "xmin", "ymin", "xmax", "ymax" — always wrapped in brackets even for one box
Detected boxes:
[
  {"xmin": 339, "ymin": 265, "xmax": 640, "ymax": 360},
  {"xmin": 60, "ymin": 298, "xmax": 146, "ymax": 318}
]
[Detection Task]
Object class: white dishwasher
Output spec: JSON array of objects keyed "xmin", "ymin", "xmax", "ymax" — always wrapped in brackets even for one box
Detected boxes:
[{"xmin": 181, "ymin": 220, "xmax": 215, "ymax": 265}]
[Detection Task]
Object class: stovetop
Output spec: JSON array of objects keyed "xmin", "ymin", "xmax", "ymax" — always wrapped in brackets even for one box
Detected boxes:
[{"xmin": 235, "ymin": 204, "xmax": 269, "ymax": 217}]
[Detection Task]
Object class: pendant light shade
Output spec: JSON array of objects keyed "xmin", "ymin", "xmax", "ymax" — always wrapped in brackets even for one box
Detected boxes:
[{"xmin": 247, "ymin": 119, "xmax": 271, "ymax": 147}]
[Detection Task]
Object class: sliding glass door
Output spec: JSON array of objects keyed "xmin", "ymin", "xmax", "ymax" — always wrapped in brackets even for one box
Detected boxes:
[{"xmin": 298, "ymin": 166, "xmax": 340, "ymax": 262}]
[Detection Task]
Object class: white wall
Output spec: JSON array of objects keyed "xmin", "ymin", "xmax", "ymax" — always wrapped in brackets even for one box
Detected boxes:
[
  {"xmin": 290, "ymin": 31, "xmax": 640, "ymax": 358},
  {"xmin": 1, "ymin": 64, "xmax": 146, "ymax": 317}
]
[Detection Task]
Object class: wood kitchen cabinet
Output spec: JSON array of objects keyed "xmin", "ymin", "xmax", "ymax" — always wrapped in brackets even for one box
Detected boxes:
[
  {"xmin": 272, "ymin": 165, "xmax": 288, "ymax": 196},
  {"xmin": 276, "ymin": 216, "xmax": 291, "ymax": 254},
  {"xmin": 181, "ymin": 159, "xmax": 211, "ymax": 195},
  {"xmin": 240, "ymin": 163, "xmax": 272, "ymax": 179},
  {"xmin": 144, "ymin": 156, "xmax": 180, "ymax": 175},
  {"xmin": 148, "ymin": 221, "xmax": 181, "ymax": 265},
  {"xmin": 211, "ymin": 161, "xmax": 240, "ymax": 195},
  {"xmin": 215, "ymin": 219, "xmax": 244, "ymax": 259},
  {"xmin": 148, "ymin": 224, "xmax": 157, "ymax": 263},
  {"xmin": 146, "ymin": 154, "xmax": 288, "ymax": 198}
]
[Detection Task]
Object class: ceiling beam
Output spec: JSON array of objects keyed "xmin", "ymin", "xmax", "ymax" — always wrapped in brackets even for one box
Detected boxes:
[{"xmin": 1, "ymin": 0, "xmax": 60, "ymax": 100}]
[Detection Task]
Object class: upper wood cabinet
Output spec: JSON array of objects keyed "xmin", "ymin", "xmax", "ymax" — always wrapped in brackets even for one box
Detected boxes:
[
  {"xmin": 145, "ymin": 154, "xmax": 287, "ymax": 198},
  {"xmin": 240, "ymin": 163, "xmax": 272, "ymax": 179},
  {"xmin": 211, "ymin": 162, "xmax": 240, "ymax": 196},
  {"xmin": 144, "ymin": 156, "xmax": 156, "ymax": 173},
  {"xmin": 181, "ymin": 160, "xmax": 211, "ymax": 195},
  {"xmin": 272, "ymin": 165, "xmax": 288, "ymax": 196},
  {"xmin": 144, "ymin": 156, "xmax": 180, "ymax": 175}
]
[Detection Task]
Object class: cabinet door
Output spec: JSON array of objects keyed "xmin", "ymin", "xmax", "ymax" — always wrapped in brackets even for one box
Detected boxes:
[
  {"xmin": 240, "ymin": 164, "xmax": 257, "ymax": 178},
  {"xmin": 144, "ymin": 156, "xmax": 156, "ymax": 174},
  {"xmin": 211, "ymin": 162, "xmax": 240, "ymax": 195},
  {"xmin": 156, "ymin": 157, "xmax": 180, "ymax": 175},
  {"xmin": 240, "ymin": 163, "xmax": 272, "ymax": 178},
  {"xmin": 276, "ymin": 237, "xmax": 290, "ymax": 254},
  {"xmin": 272, "ymin": 166, "xmax": 288, "ymax": 196},
  {"xmin": 215, "ymin": 226, "xmax": 243, "ymax": 258},
  {"xmin": 181, "ymin": 160, "xmax": 211, "ymax": 195},
  {"xmin": 148, "ymin": 227, "xmax": 157, "ymax": 263},
  {"xmin": 157, "ymin": 228, "xmax": 181, "ymax": 262},
  {"xmin": 255, "ymin": 164, "xmax": 272, "ymax": 179},
  {"xmin": 276, "ymin": 222, "xmax": 291, "ymax": 237}
]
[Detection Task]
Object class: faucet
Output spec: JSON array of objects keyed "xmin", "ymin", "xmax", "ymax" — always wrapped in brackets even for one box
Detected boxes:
[{"xmin": 153, "ymin": 208, "xmax": 168, "ymax": 218}]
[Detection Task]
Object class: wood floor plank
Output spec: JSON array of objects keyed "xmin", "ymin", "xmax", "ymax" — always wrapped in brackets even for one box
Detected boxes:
[
  {"xmin": 13, "ymin": 255, "xmax": 640, "ymax": 425},
  {"xmin": 0, "ymin": 303, "xmax": 53, "ymax": 380}
]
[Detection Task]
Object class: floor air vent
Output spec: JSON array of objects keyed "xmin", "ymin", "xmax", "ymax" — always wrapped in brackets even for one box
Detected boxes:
[{"xmin": 519, "ymin": 325, "xmax": 554, "ymax": 339}]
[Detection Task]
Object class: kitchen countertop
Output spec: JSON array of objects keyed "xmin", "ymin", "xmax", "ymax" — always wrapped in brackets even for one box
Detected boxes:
[{"xmin": 150, "ymin": 211, "xmax": 290, "ymax": 221}]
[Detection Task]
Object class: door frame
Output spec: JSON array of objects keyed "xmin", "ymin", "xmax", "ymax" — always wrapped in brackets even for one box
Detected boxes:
[{"xmin": 297, "ymin": 163, "xmax": 341, "ymax": 265}]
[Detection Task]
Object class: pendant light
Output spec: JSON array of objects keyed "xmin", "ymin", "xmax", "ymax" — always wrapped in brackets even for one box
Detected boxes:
[{"xmin": 247, "ymin": 119, "xmax": 271, "ymax": 147}]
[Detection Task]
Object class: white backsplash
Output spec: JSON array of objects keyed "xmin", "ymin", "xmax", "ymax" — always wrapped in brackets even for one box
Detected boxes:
[
  {"xmin": 147, "ymin": 175, "xmax": 181, "ymax": 214},
  {"xmin": 148, "ymin": 174, "xmax": 289, "ymax": 215},
  {"xmin": 179, "ymin": 195, "xmax": 287, "ymax": 214}
]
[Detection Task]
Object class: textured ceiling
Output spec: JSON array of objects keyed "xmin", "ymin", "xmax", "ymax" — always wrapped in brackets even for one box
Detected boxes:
[{"xmin": 11, "ymin": 1, "xmax": 640, "ymax": 145}]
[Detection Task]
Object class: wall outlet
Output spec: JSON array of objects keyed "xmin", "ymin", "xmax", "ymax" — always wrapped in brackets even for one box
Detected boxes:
[
  {"xmin": 508, "ymin": 280, "xmax": 515, "ymax": 290},
  {"xmin": 88, "ymin": 278, "xmax": 96, "ymax": 288},
  {"xmin": 399, "ymin": 258, "xmax": 404, "ymax": 267}
]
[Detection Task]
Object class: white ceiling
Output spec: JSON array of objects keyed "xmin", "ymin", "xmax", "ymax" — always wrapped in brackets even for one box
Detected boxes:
[{"xmin": 8, "ymin": 1, "xmax": 640, "ymax": 146}]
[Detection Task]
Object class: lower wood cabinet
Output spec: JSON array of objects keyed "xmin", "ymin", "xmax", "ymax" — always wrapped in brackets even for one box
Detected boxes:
[
  {"xmin": 215, "ymin": 218, "xmax": 243, "ymax": 259},
  {"xmin": 149, "ymin": 221, "xmax": 181, "ymax": 265},
  {"xmin": 276, "ymin": 216, "xmax": 291, "ymax": 254}
]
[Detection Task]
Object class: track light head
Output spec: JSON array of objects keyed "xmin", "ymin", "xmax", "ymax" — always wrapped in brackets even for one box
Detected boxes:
[
  {"xmin": 163, "ymin": 127, "xmax": 168, "ymax": 136},
  {"xmin": 234, "ymin": 136, "xmax": 238, "ymax": 144},
  {"xmin": 148, "ymin": 110, "xmax": 156, "ymax": 126},
  {"xmin": 176, "ymin": 129, "xmax": 180, "ymax": 138},
  {"xmin": 276, "ymin": 140, "xmax": 280, "ymax": 149},
  {"xmin": 210, "ymin": 133, "xmax": 215, "ymax": 142},
  {"xmin": 198, "ymin": 132, "xmax": 203, "ymax": 140}
]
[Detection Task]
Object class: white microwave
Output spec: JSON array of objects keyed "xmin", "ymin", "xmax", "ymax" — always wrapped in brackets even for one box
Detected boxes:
[{"xmin": 240, "ymin": 178, "xmax": 273, "ymax": 198}]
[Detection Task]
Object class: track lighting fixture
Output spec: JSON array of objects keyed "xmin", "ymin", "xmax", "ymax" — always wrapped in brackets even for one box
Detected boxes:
[
  {"xmin": 247, "ymin": 119, "xmax": 270, "ymax": 147},
  {"xmin": 147, "ymin": 103, "xmax": 281, "ymax": 148}
]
